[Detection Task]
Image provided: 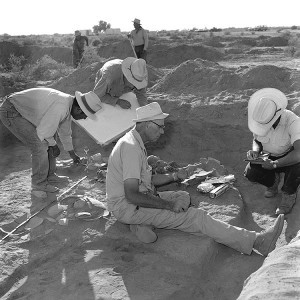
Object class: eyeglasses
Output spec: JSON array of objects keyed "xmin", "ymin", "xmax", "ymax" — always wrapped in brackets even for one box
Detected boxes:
[{"xmin": 149, "ymin": 121, "xmax": 165, "ymax": 130}]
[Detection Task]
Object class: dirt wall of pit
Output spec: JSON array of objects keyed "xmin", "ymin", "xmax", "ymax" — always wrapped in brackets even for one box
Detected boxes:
[
  {"xmin": 0, "ymin": 41, "xmax": 72, "ymax": 66},
  {"xmin": 97, "ymin": 40, "xmax": 224, "ymax": 67},
  {"xmin": 237, "ymin": 233, "xmax": 300, "ymax": 300}
]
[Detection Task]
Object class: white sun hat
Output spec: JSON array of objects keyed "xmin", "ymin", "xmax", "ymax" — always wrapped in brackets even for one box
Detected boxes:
[
  {"xmin": 122, "ymin": 57, "xmax": 148, "ymax": 90},
  {"xmin": 248, "ymin": 88, "xmax": 287, "ymax": 136},
  {"xmin": 133, "ymin": 102, "xmax": 169, "ymax": 122},
  {"xmin": 75, "ymin": 91, "xmax": 102, "ymax": 120}
]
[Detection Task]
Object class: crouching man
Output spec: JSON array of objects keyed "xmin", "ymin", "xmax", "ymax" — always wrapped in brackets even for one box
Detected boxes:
[
  {"xmin": 245, "ymin": 88, "xmax": 300, "ymax": 215},
  {"xmin": 0, "ymin": 88, "xmax": 102, "ymax": 198},
  {"xmin": 106, "ymin": 102, "xmax": 284, "ymax": 256}
]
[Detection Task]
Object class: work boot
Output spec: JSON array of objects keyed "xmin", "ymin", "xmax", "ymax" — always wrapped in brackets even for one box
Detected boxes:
[
  {"xmin": 253, "ymin": 214, "xmax": 284, "ymax": 256},
  {"xmin": 264, "ymin": 173, "xmax": 280, "ymax": 198},
  {"xmin": 130, "ymin": 224, "xmax": 158, "ymax": 243},
  {"xmin": 48, "ymin": 174, "xmax": 69, "ymax": 184},
  {"xmin": 275, "ymin": 192, "xmax": 297, "ymax": 215}
]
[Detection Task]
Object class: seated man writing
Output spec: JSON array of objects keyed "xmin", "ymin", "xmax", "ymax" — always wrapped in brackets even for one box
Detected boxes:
[{"xmin": 106, "ymin": 102, "xmax": 284, "ymax": 256}]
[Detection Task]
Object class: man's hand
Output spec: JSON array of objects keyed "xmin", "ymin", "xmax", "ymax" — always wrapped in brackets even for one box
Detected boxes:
[
  {"xmin": 68, "ymin": 150, "xmax": 81, "ymax": 165},
  {"xmin": 48, "ymin": 145, "xmax": 60, "ymax": 158},
  {"xmin": 171, "ymin": 196, "xmax": 190, "ymax": 213},
  {"xmin": 117, "ymin": 99, "xmax": 131, "ymax": 109},
  {"xmin": 261, "ymin": 159, "xmax": 276, "ymax": 170},
  {"xmin": 247, "ymin": 150, "xmax": 259, "ymax": 160}
]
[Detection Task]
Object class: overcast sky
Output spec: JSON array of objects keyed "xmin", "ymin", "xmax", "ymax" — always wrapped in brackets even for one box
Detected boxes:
[{"xmin": 1, "ymin": 0, "xmax": 300, "ymax": 35}]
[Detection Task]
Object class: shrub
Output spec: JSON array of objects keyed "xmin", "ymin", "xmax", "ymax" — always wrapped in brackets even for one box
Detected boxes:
[
  {"xmin": 22, "ymin": 37, "xmax": 37, "ymax": 46},
  {"xmin": 24, "ymin": 55, "xmax": 72, "ymax": 81},
  {"xmin": 7, "ymin": 54, "xmax": 26, "ymax": 72},
  {"xmin": 291, "ymin": 25, "xmax": 298, "ymax": 30},
  {"xmin": 78, "ymin": 47, "xmax": 103, "ymax": 66},
  {"xmin": 92, "ymin": 39, "xmax": 101, "ymax": 46}
]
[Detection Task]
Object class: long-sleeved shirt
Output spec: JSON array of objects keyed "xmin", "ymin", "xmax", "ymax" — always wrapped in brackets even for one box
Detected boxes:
[
  {"xmin": 73, "ymin": 35, "xmax": 88, "ymax": 50},
  {"xmin": 93, "ymin": 59, "xmax": 147, "ymax": 107},
  {"xmin": 10, "ymin": 88, "xmax": 74, "ymax": 151},
  {"xmin": 130, "ymin": 27, "xmax": 149, "ymax": 50}
]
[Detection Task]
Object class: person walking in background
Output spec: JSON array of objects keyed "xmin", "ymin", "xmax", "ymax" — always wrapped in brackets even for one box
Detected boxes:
[
  {"xmin": 106, "ymin": 101, "xmax": 284, "ymax": 257},
  {"xmin": 128, "ymin": 18, "xmax": 149, "ymax": 62},
  {"xmin": 72, "ymin": 30, "xmax": 89, "ymax": 68},
  {"xmin": 244, "ymin": 88, "xmax": 300, "ymax": 215},
  {"xmin": 93, "ymin": 57, "xmax": 148, "ymax": 109},
  {"xmin": 0, "ymin": 88, "xmax": 102, "ymax": 198}
]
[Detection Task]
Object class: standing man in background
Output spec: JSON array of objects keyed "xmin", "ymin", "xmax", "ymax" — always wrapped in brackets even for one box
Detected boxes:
[
  {"xmin": 128, "ymin": 18, "xmax": 149, "ymax": 62},
  {"xmin": 72, "ymin": 30, "xmax": 89, "ymax": 68}
]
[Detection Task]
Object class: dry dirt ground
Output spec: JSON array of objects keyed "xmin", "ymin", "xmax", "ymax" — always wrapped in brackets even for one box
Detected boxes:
[{"xmin": 1, "ymin": 37, "xmax": 300, "ymax": 300}]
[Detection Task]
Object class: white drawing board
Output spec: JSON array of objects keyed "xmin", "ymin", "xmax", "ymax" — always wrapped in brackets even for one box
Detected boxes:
[{"xmin": 75, "ymin": 92, "xmax": 139, "ymax": 146}]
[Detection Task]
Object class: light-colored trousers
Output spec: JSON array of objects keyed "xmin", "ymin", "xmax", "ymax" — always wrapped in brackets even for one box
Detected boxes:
[{"xmin": 112, "ymin": 191, "xmax": 257, "ymax": 255}]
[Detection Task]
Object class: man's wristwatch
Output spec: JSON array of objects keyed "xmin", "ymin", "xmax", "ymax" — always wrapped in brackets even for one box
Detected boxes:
[{"xmin": 272, "ymin": 160, "xmax": 279, "ymax": 169}]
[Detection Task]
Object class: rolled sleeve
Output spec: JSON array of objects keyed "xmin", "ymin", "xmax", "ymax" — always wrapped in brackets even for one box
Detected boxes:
[
  {"xmin": 134, "ymin": 88, "xmax": 148, "ymax": 106},
  {"xmin": 57, "ymin": 117, "xmax": 73, "ymax": 151}
]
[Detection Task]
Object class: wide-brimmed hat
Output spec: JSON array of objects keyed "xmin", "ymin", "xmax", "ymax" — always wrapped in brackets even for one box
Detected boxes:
[
  {"xmin": 133, "ymin": 102, "xmax": 169, "ymax": 122},
  {"xmin": 122, "ymin": 57, "xmax": 148, "ymax": 89},
  {"xmin": 248, "ymin": 88, "xmax": 287, "ymax": 136},
  {"xmin": 133, "ymin": 18, "xmax": 141, "ymax": 25},
  {"xmin": 75, "ymin": 91, "xmax": 102, "ymax": 120}
]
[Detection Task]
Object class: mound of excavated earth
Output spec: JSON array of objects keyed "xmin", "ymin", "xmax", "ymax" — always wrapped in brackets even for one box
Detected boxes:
[
  {"xmin": 150, "ymin": 59, "xmax": 293, "ymax": 96},
  {"xmin": 97, "ymin": 40, "xmax": 224, "ymax": 67}
]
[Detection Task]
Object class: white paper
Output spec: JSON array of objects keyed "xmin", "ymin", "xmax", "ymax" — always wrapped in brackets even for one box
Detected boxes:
[{"xmin": 75, "ymin": 92, "xmax": 139, "ymax": 146}]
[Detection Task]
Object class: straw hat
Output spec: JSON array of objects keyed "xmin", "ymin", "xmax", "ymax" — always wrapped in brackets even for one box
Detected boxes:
[
  {"xmin": 75, "ymin": 91, "xmax": 102, "ymax": 120},
  {"xmin": 122, "ymin": 57, "xmax": 148, "ymax": 89},
  {"xmin": 248, "ymin": 88, "xmax": 287, "ymax": 136},
  {"xmin": 133, "ymin": 102, "xmax": 169, "ymax": 122},
  {"xmin": 133, "ymin": 18, "xmax": 141, "ymax": 25}
]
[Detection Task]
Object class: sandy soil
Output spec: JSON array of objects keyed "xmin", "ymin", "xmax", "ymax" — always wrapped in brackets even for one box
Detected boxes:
[{"xmin": 1, "ymin": 38, "xmax": 300, "ymax": 300}]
